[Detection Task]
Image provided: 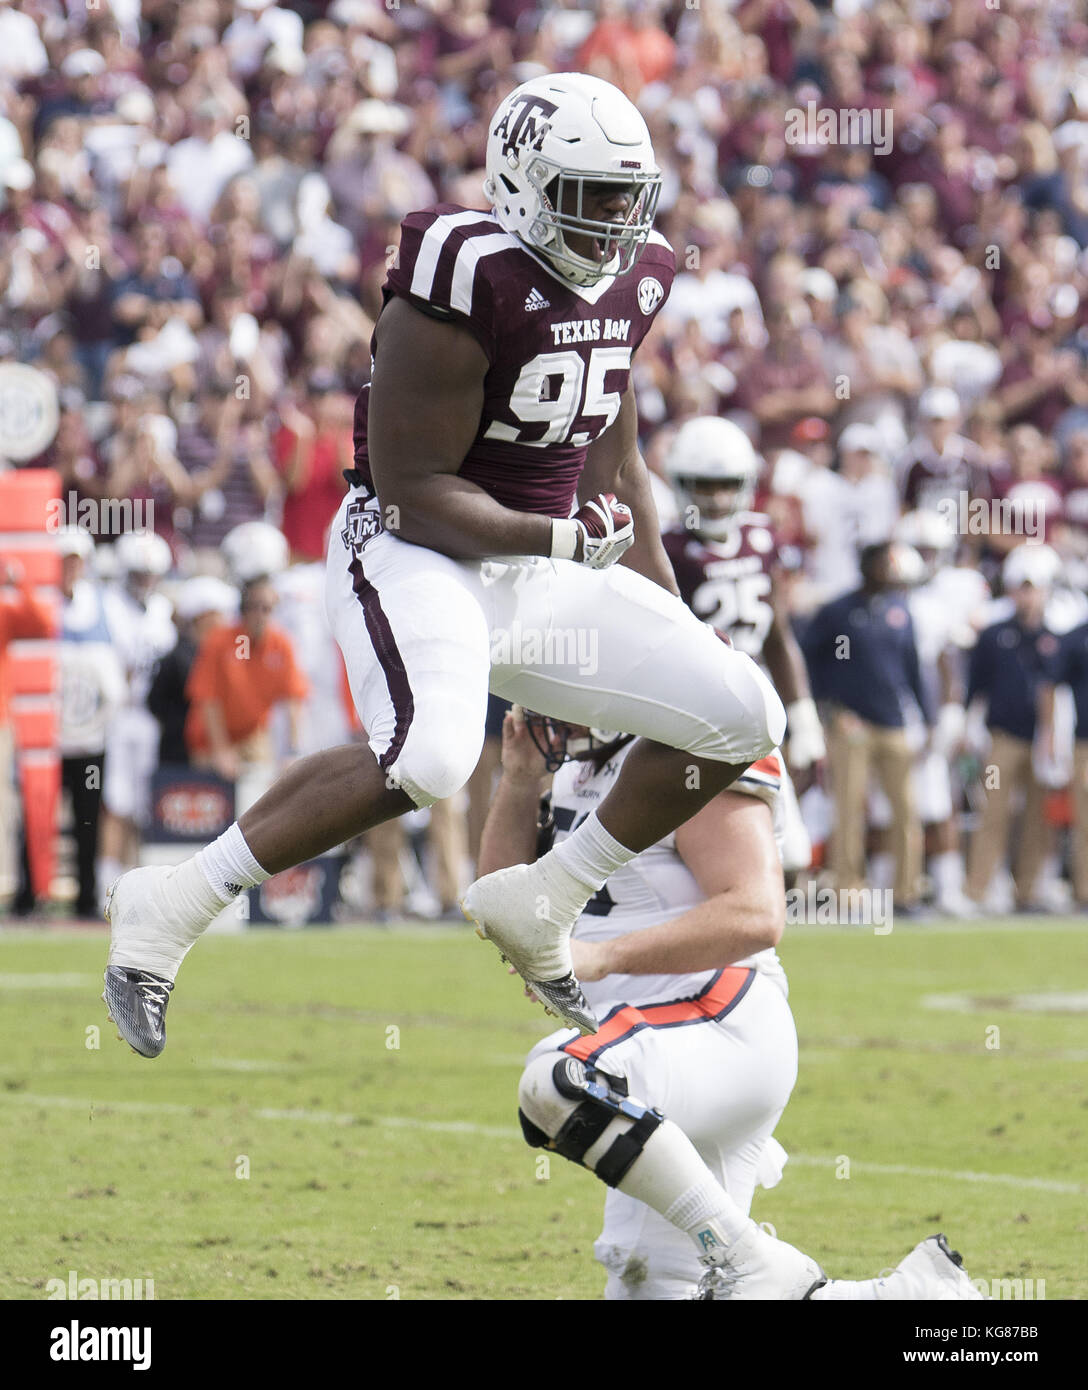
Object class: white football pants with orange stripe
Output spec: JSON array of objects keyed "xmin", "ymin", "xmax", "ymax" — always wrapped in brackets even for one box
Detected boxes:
[
  {"xmin": 525, "ymin": 966, "xmax": 798, "ymax": 1300},
  {"xmin": 326, "ymin": 492, "xmax": 785, "ymax": 808}
]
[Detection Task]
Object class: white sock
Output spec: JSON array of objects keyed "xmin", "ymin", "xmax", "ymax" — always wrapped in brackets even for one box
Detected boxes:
[
  {"xmin": 110, "ymin": 828, "xmax": 270, "ymax": 980},
  {"xmin": 548, "ymin": 811, "xmax": 636, "ymax": 894},
  {"xmin": 931, "ymin": 850, "xmax": 964, "ymax": 902},
  {"xmin": 110, "ymin": 856, "xmax": 234, "ymax": 981},
  {"xmin": 606, "ymin": 1118, "xmax": 750, "ymax": 1263},
  {"xmin": 195, "ymin": 823, "xmax": 270, "ymax": 904}
]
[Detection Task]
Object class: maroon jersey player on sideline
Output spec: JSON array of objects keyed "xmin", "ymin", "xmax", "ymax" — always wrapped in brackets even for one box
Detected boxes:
[{"xmin": 662, "ymin": 417, "xmax": 826, "ymax": 796}]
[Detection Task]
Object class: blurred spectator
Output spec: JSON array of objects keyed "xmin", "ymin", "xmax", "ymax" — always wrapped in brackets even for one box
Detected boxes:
[
  {"xmin": 185, "ymin": 576, "xmax": 308, "ymax": 780},
  {"xmin": 323, "ymin": 98, "xmax": 432, "ymax": 241},
  {"xmin": 898, "ymin": 387, "xmax": 990, "ymax": 515},
  {"xmin": 177, "ymin": 386, "xmax": 281, "ymax": 558},
  {"xmin": 733, "ymin": 302, "xmax": 835, "ymax": 453},
  {"xmin": 148, "ymin": 576, "xmax": 237, "ymax": 768},
  {"xmin": 1040, "ymin": 603, "xmax": 1088, "ymax": 908},
  {"xmin": 110, "ymin": 221, "xmax": 202, "ymax": 347},
  {"xmin": 101, "ymin": 382, "xmax": 193, "ymax": 550},
  {"xmin": 803, "ymin": 543, "xmax": 929, "ymax": 910},
  {"xmin": 0, "ymin": 554, "xmax": 53, "ymax": 905},
  {"xmin": 273, "ymin": 370, "xmax": 351, "ymax": 563},
  {"xmin": 965, "ymin": 545, "xmax": 1063, "ymax": 911},
  {"xmin": 166, "ymin": 101, "xmax": 254, "ymax": 227},
  {"xmin": 881, "ymin": 511, "xmax": 990, "ymax": 917},
  {"xmin": 98, "ymin": 531, "xmax": 176, "ymax": 902},
  {"xmin": 362, "ymin": 796, "xmax": 468, "ymax": 921},
  {"xmin": 656, "ymin": 198, "xmax": 762, "ymax": 347},
  {"xmin": 45, "ymin": 528, "xmax": 125, "ymax": 919},
  {"xmin": 825, "ymin": 283, "xmax": 923, "ymax": 456},
  {"xmin": 576, "ymin": 0, "xmax": 676, "ymax": 95}
]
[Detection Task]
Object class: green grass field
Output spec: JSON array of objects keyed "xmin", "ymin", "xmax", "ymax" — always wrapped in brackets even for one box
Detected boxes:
[{"xmin": 1, "ymin": 917, "xmax": 1085, "ymax": 1300}]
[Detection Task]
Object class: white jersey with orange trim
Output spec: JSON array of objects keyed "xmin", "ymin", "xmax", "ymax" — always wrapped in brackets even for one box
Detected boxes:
[{"xmin": 548, "ymin": 740, "xmax": 788, "ymax": 1016}]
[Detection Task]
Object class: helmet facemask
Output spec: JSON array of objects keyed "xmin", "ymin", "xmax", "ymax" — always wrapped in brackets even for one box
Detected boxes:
[
  {"xmin": 523, "ymin": 161, "xmax": 662, "ymax": 287},
  {"xmin": 523, "ymin": 711, "xmax": 629, "ymax": 771},
  {"xmin": 677, "ymin": 474, "xmax": 755, "ymax": 542}
]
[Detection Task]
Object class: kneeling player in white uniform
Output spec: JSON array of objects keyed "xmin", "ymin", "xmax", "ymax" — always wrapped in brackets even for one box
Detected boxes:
[{"xmin": 479, "ymin": 707, "xmax": 985, "ymax": 1299}]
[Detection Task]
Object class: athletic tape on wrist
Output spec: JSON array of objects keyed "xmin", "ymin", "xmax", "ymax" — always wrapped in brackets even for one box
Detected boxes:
[{"xmin": 550, "ymin": 517, "xmax": 581, "ymax": 561}]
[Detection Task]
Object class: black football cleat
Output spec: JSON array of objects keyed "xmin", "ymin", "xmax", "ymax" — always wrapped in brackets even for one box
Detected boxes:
[
  {"xmin": 102, "ymin": 965, "xmax": 174, "ymax": 1059},
  {"xmin": 528, "ymin": 974, "xmax": 599, "ymax": 1037}
]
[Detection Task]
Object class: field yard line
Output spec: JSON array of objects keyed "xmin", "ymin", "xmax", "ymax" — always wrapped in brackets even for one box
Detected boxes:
[
  {"xmin": 0, "ymin": 973, "xmax": 97, "ymax": 988},
  {"xmin": 3, "ymin": 1091, "xmax": 518, "ymax": 1139},
  {"xmin": 4, "ymin": 1092, "xmax": 1084, "ymax": 1192},
  {"xmin": 800, "ymin": 1035, "xmax": 1088, "ymax": 1061},
  {"xmin": 785, "ymin": 1153, "xmax": 1083, "ymax": 1194}
]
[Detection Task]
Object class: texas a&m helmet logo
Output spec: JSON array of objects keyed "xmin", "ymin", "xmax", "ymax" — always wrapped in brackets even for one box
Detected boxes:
[
  {"xmin": 340, "ymin": 497, "xmax": 382, "ymax": 553},
  {"xmin": 493, "ymin": 94, "xmax": 558, "ymax": 161}
]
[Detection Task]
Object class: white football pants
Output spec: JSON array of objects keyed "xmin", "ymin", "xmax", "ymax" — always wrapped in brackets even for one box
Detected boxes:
[
  {"xmin": 526, "ymin": 968, "xmax": 798, "ymax": 1300},
  {"xmin": 326, "ymin": 493, "xmax": 785, "ymax": 807}
]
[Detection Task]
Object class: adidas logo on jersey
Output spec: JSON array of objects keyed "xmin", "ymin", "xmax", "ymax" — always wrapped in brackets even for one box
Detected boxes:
[{"xmin": 524, "ymin": 287, "xmax": 551, "ymax": 311}]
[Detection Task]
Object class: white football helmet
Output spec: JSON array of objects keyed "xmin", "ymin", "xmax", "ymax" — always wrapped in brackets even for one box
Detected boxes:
[
  {"xmin": 114, "ymin": 530, "xmax": 172, "ymax": 578},
  {"xmin": 55, "ymin": 525, "xmax": 95, "ymax": 562},
  {"xmin": 665, "ymin": 417, "xmax": 761, "ymax": 541},
  {"xmin": 220, "ymin": 521, "xmax": 289, "ymax": 584},
  {"xmin": 895, "ymin": 509, "xmax": 956, "ymax": 580},
  {"xmin": 483, "ymin": 72, "xmax": 662, "ymax": 288}
]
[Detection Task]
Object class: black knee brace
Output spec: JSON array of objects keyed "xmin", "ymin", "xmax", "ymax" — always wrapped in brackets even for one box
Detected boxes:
[{"xmin": 518, "ymin": 1056, "xmax": 664, "ymax": 1188}]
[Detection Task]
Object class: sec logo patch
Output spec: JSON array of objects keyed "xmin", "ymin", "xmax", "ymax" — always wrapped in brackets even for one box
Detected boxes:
[{"xmin": 637, "ymin": 277, "xmax": 664, "ymax": 315}]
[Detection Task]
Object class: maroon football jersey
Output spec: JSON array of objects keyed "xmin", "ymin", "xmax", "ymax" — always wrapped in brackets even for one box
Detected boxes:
[
  {"xmin": 353, "ymin": 204, "xmax": 676, "ymax": 518},
  {"xmin": 663, "ymin": 513, "xmax": 781, "ymax": 660}
]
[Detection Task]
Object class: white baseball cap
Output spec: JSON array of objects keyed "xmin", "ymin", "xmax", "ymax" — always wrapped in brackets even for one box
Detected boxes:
[
  {"xmin": 1003, "ymin": 543, "xmax": 1061, "ymax": 590},
  {"xmin": 919, "ymin": 386, "xmax": 961, "ymax": 421},
  {"xmin": 800, "ymin": 267, "xmax": 837, "ymax": 303},
  {"xmin": 1, "ymin": 158, "xmax": 34, "ymax": 191},
  {"xmin": 56, "ymin": 526, "xmax": 95, "ymax": 560},
  {"xmin": 838, "ymin": 422, "xmax": 884, "ymax": 455},
  {"xmin": 61, "ymin": 49, "xmax": 107, "ymax": 78},
  {"xmin": 175, "ymin": 576, "xmax": 238, "ymax": 622}
]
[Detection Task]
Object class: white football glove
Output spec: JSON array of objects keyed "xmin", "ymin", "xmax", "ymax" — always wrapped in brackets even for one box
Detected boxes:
[
  {"xmin": 551, "ymin": 493, "xmax": 635, "ymax": 570},
  {"xmin": 785, "ymin": 697, "xmax": 826, "ymax": 770}
]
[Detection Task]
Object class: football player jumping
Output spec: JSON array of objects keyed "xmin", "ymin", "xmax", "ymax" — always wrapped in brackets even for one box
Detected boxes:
[
  {"xmin": 482, "ymin": 707, "xmax": 985, "ymax": 1300},
  {"xmin": 104, "ymin": 70, "xmax": 782, "ymax": 1171}
]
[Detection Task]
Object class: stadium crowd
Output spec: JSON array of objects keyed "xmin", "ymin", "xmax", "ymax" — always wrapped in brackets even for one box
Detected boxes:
[{"xmin": 4, "ymin": 0, "xmax": 1088, "ymax": 920}]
